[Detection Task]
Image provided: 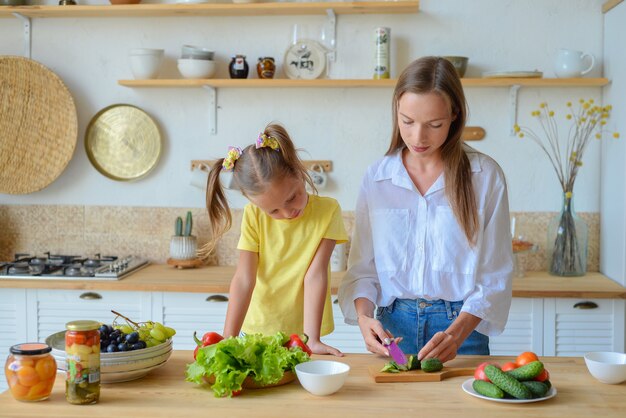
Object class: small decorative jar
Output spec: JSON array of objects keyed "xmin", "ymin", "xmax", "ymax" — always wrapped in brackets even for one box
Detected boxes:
[
  {"xmin": 5, "ymin": 343, "xmax": 57, "ymax": 402},
  {"xmin": 65, "ymin": 320, "xmax": 100, "ymax": 405},
  {"xmin": 257, "ymin": 57, "xmax": 276, "ymax": 79},
  {"xmin": 229, "ymin": 55, "xmax": 249, "ymax": 79}
]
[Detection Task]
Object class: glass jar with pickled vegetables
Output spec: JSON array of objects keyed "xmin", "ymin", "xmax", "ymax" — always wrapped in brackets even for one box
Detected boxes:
[
  {"xmin": 65, "ymin": 320, "xmax": 100, "ymax": 405},
  {"xmin": 5, "ymin": 343, "xmax": 57, "ymax": 402}
]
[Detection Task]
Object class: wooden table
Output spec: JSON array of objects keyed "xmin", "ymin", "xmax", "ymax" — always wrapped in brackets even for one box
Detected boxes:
[
  {"xmin": 0, "ymin": 351, "xmax": 623, "ymax": 417},
  {"xmin": 1, "ymin": 264, "xmax": 625, "ymax": 298}
]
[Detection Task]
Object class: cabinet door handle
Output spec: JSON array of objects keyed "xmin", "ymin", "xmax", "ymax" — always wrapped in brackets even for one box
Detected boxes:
[
  {"xmin": 206, "ymin": 295, "xmax": 229, "ymax": 302},
  {"xmin": 573, "ymin": 301, "xmax": 598, "ymax": 309},
  {"xmin": 79, "ymin": 292, "xmax": 102, "ymax": 300},
  {"xmin": 333, "ymin": 298, "xmax": 339, "ymax": 304}
]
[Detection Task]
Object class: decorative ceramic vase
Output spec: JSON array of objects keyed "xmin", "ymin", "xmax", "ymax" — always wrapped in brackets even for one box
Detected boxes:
[
  {"xmin": 547, "ymin": 193, "xmax": 588, "ymax": 276},
  {"xmin": 169, "ymin": 236, "xmax": 198, "ymax": 260}
]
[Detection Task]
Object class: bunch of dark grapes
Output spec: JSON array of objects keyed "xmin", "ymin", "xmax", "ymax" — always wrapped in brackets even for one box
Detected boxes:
[{"xmin": 99, "ymin": 324, "xmax": 147, "ymax": 353}]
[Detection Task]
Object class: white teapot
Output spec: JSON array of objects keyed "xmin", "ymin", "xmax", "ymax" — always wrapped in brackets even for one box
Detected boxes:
[{"xmin": 553, "ymin": 49, "xmax": 595, "ymax": 78}]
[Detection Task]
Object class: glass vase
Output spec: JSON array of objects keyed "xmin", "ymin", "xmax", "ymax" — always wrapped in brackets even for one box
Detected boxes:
[{"xmin": 547, "ymin": 192, "xmax": 588, "ymax": 276}]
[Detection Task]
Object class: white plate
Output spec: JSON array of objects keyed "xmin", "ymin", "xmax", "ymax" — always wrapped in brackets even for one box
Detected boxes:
[
  {"xmin": 284, "ymin": 39, "xmax": 326, "ymax": 80},
  {"xmin": 482, "ymin": 70, "xmax": 543, "ymax": 79},
  {"xmin": 461, "ymin": 378, "xmax": 557, "ymax": 403},
  {"xmin": 101, "ymin": 360, "xmax": 168, "ymax": 384}
]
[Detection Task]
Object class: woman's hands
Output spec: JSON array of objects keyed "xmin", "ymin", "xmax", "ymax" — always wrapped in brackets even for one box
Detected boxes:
[
  {"xmin": 417, "ymin": 331, "xmax": 459, "ymax": 363},
  {"xmin": 307, "ymin": 338, "xmax": 344, "ymax": 357}
]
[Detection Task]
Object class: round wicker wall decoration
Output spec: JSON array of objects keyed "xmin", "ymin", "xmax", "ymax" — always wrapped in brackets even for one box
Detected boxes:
[
  {"xmin": 85, "ymin": 104, "xmax": 161, "ymax": 181},
  {"xmin": 0, "ymin": 56, "xmax": 78, "ymax": 194}
]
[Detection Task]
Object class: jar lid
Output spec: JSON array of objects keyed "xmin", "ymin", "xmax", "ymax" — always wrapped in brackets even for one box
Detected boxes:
[
  {"xmin": 66, "ymin": 320, "xmax": 101, "ymax": 331},
  {"xmin": 10, "ymin": 342, "xmax": 52, "ymax": 355}
]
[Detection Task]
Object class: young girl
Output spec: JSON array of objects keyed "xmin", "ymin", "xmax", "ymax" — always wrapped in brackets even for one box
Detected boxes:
[
  {"xmin": 338, "ymin": 56, "xmax": 513, "ymax": 362},
  {"xmin": 201, "ymin": 123, "xmax": 348, "ymax": 356}
]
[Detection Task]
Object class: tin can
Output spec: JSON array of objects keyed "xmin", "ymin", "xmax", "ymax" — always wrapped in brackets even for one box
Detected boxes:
[
  {"xmin": 5, "ymin": 343, "xmax": 56, "ymax": 402},
  {"xmin": 373, "ymin": 27, "xmax": 390, "ymax": 79},
  {"xmin": 65, "ymin": 320, "xmax": 100, "ymax": 405}
]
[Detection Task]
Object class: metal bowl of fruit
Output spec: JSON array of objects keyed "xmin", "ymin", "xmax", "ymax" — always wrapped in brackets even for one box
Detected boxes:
[{"xmin": 45, "ymin": 315, "xmax": 175, "ymax": 383}]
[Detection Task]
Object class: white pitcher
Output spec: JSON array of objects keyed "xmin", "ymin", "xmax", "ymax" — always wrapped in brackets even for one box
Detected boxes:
[{"xmin": 553, "ymin": 49, "xmax": 595, "ymax": 78}]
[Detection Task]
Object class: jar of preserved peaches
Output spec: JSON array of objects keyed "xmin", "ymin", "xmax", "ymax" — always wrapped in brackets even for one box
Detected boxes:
[
  {"xmin": 65, "ymin": 320, "xmax": 100, "ymax": 405},
  {"xmin": 5, "ymin": 342, "xmax": 57, "ymax": 402}
]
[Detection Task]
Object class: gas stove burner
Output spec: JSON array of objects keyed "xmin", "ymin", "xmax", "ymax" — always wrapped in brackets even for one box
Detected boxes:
[
  {"xmin": 8, "ymin": 262, "xmax": 30, "ymax": 275},
  {"xmin": 0, "ymin": 254, "xmax": 149, "ymax": 281}
]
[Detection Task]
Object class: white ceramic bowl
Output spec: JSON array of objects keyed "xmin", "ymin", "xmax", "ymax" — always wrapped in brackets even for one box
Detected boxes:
[
  {"xmin": 129, "ymin": 50, "xmax": 164, "ymax": 79},
  {"xmin": 181, "ymin": 45, "xmax": 214, "ymax": 60},
  {"xmin": 295, "ymin": 360, "xmax": 350, "ymax": 396},
  {"xmin": 584, "ymin": 352, "xmax": 626, "ymax": 384},
  {"xmin": 177, "ymin": 58, "xmax": 216, "ymax": 79}
]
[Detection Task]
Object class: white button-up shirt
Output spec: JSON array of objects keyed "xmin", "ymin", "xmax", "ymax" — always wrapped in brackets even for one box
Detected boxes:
[{"xmin": 338, "ymin": 148, "xmax": 513, "ymax": 336}]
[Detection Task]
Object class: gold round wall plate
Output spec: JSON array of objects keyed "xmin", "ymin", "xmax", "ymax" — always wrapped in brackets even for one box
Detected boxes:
[{"xmin": 85, "ymin": 104, "xmax": 161, "ymax": 181}]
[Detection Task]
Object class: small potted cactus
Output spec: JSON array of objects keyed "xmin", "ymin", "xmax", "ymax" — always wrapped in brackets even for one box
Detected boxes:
[{"xmin": 169, "ymin": 211, "xmax": 197, "ymax": 261}]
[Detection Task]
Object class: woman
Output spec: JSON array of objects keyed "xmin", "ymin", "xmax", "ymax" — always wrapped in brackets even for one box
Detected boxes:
[{"xmin": 338, "ymin": 56, "xmax": 513, "ymax": 362}]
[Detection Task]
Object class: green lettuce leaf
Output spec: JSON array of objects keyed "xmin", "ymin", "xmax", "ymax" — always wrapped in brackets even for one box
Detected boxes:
[{"xmin": 185, "ymin": 332, "xmax": 310, "ymax": 397}]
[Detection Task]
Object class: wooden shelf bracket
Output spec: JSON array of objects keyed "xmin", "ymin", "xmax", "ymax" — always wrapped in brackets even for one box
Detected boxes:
[
  {"xmin": 13, "ymin": 13, "xmax": 31, "ymax": 59},
  {"xmin": 192, "ymin": 159, "xmax": 332, "ymax": 172},
  {"xmin": 509, "ymin": 84, "xmax": 521, "ymax": 136}
]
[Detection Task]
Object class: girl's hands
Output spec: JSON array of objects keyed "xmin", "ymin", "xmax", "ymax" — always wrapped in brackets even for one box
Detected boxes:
[{"xmin": 306, "ymin": 339, "xmax": 344, "ymax": 357}]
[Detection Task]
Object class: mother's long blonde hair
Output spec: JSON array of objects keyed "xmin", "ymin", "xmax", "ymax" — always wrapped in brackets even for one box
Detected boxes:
[{"xmin": 387, "ymin": 56, "xmax": 478, "ymax": 245}]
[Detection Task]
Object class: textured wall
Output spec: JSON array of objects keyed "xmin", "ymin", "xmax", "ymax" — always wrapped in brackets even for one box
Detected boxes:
[{"xmin": 0, "ymin": 205, "xmax": 599, "ymax": 273}]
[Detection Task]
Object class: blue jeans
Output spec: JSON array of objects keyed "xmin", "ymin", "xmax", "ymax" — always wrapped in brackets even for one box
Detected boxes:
[{"xmin": 376, "ymin": 298, "xmax": 489, "ymax": 356}]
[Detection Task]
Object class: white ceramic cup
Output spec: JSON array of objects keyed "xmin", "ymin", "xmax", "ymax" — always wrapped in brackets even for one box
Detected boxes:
[
  {"xmin": 307, "ymin": 163, "xmax": 327, "ymax": 190},
  {"xmin": 553, "ymin": 48, "xmax": 595, "ymax": 78},
  {"xmin": 129, "ymin": 49, "xmax": 164, "ymax": 79}
]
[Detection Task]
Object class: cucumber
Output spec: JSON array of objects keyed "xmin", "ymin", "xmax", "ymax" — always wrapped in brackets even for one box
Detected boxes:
[
  {"xmin": 473, "ymin": 379, "xmax": 504, "ymax": 399},
  {"xmin": 484, "ymin": 365, "xmax": 533, "ymax": 400},
  {"xmin": 543, "ymin": 380, "xmax": 552, "ymax": 390},
  {"xmin": 521, "ymin": 381, "xmax": 549, "ymax": 398},
  {"xmin": 506, "ymin": 361, "xmax": 544, "ymax": 381},
  {"xmin": 421, "ymin": 358, "xmax": 443, "ymax": 373},
  {"xmin": 407, "ymin": 355, "xmax": 421, "ymax": 370}
]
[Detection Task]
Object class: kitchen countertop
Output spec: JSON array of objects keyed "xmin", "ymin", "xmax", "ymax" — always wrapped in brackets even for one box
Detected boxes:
[
  {"xmin": 0, "ymin": 351, "xmax": 623, "ymax": 417},
  {"xmin": 1, "ymin": 264, "xmax": 625, "ymax": 298}
]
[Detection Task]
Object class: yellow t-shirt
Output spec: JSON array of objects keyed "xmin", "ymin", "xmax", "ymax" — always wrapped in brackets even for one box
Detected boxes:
[{"xmin": 237, "ymin": 194, "xmax": 348, "ymax": 336}]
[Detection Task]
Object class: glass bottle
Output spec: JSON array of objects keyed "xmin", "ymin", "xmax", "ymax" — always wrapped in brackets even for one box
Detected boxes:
[
  {"xmin": 5, "ymin": 343, "xmax": 57, "ymax": 402},
  {"xmin": 229, "ymin": 55, "xmax": 249, "ymax": 79},
  {"xmin": 547, "ymin": 192, "xmax": 588, "ymax": 276},
  {"xmin": 65, "ymin": 320, "xmax": 100, "ymax": 405}
]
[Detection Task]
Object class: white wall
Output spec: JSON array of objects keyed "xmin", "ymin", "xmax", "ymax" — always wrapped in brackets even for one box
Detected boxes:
[
  {"xmin": 0, "ymin": 0, "xmax": 606, "ymax": 212},
  {"xmin": 601, "ymin": 1, "xmax": 626, "ymax": 286}
]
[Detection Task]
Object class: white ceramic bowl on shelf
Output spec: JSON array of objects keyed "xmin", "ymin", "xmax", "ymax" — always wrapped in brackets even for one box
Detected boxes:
[
  {"xmin": 584, "ymin": 352, "xmax": 626, "ymax": 384},
  {"xmin": 177, "ymin": 58, "xmax": 216, "ymax": 79},
  {"xmin": 129, "ymin": 48, "xmax": 164, "ymax": 79},
  {"xmin": 295, "ymin": 360, "xmax": 350, "ymax": 396}
]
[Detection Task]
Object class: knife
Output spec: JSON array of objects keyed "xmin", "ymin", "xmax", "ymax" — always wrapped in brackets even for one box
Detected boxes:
[{"xmin": 383, "ymin": 338, "xmax": 408, "ymax": 366}]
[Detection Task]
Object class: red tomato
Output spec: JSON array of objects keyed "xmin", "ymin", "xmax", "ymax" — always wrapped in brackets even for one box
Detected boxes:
[
  {"xmin": 201, "ymin": 332, "xmax": 224, "ymax": 346},
  {"xmin": 534, "ymin": 368, "xmax": 550, "ymax": 382},
  {"xmin": 232, "ymin": 389, "xmax": 242, "ymax": 397},
  {"xmin": 474, "ymin": 362, "xmax": 499, "ymax": 382},
  {"xmin": 501, "ymin": 362, "xmax": 518, "ymax": 372},
  {"xmin": 516, "ymin": 351, "xmax": 539, "ymax": 366}
]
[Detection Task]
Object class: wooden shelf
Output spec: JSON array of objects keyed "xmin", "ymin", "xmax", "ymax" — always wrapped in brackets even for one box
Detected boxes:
[
  {"xmin": 118, "ymin": 77, "xmax": 609, "ymax": 88},
  {"xmin": 0, "ymin": 1, "xmax": 419, "ymax": 18}
]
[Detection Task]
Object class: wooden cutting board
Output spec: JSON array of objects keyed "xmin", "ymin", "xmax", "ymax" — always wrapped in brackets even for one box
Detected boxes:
[{"xmin": 369, "ymin": 364, "xmax": 475, "ymax": 383}]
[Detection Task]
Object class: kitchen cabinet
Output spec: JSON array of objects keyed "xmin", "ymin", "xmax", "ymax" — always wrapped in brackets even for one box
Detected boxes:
[
  {"xmin": 24, "ymin": 289, "xmax": 152, "ymax": 345},
  {"xmin": 153, "ymin": 291, "xmax": 229, "ymax": 350},
  {"xmin": 0, "ymin": 289, "xmax": 28, "ymax": 394},
  {"xmin": 543, "ymin": 297, "xmax": 626, "ymax": 356},
  {"xmin": 488, "ymin": 298, "xmax": 543, "ymax": 356}
]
